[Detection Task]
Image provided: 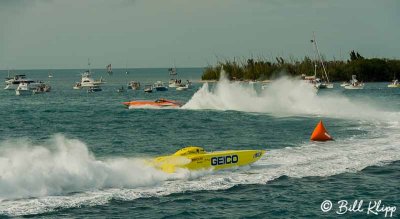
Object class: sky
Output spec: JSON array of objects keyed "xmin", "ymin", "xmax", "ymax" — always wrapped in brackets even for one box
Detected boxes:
[{"xmin": 0, "ymin": 0, "xmax": 399, "ymax": 69}]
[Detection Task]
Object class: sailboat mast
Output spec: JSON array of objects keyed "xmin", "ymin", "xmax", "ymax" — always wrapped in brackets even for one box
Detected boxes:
[
  {"xmin": 312, "ymin": 32, "xmax": 330, "ymax": 83},
  {"xmin": 88, "ymin": 58, "xmax": 91, "ymax": 74},
  {"xmin": 314, "ymin": 62, "xmax": 317, "ymax": 78},
  {"xmin": 311, "ymin": 39, "xmax": 318, "ymax": 78}
]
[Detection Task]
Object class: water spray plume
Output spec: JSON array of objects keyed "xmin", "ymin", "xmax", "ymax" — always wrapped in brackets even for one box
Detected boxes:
[
  {"xmin": 0, "ymin": 135, "xmax": 173, "ymax": 200},
  {"xmin": 184, "ymin": 70, "xmax": 397, "ymax": 121}
]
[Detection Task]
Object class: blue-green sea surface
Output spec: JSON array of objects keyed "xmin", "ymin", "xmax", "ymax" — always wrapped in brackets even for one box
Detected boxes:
[{"xmin": 0, "ymin": 68, "xmax": 399, "ymax": 218}]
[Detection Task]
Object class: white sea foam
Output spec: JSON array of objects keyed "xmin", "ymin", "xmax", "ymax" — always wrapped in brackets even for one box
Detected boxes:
[
  {"xmin": 182, "ymin": 75, "xmax": 397, "ymax": 121},
  {"xmin": 1, "ymin": 127, "xmax": 399, "ymax": 216},
  {"xmin": 0, "ymin": 135, "xmax": 186, "ymax": 200}
]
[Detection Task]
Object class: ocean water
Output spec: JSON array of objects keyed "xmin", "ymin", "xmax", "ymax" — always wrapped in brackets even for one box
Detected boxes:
[{"xmin": 0, "ymin": 68, "xmax": 399, "ymax": 218}]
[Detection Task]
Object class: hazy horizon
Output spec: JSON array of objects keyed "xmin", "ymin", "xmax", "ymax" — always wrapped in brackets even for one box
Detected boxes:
[{"xmin": 1, "ymin": 0, "xmax": 399, "ymax": 70}]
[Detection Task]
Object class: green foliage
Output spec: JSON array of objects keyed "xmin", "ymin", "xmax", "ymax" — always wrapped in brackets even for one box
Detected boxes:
[{"xmin": 202, "ymin": 51, "xmax": 400, "ymax": 82}]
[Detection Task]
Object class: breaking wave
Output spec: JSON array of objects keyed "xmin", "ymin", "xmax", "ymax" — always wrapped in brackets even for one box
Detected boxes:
[{"xmin": 0, "ymin": 135, "xmax": 197, "ymax": 201}]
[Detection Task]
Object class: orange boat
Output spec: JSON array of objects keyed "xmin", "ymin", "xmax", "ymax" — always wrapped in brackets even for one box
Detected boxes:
[{"xmin": 123, "ymin": 98, "xmax": 182, "ymax": 109}]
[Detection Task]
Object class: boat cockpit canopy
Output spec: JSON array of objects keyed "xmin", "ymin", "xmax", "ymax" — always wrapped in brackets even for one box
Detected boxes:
[{"xmin": 174, "ymin": 146, "xmax": 206, "ymax": 156}]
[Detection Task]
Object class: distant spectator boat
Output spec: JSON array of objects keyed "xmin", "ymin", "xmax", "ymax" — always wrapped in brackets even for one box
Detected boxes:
[
  {"xmin": 144, "ymin": 84, "xmax": 153, "ymax": 93},
  {"xmin": 87, "ymin": 86, "xmax": 102, "ymax": 93},
  {"xmin": 176, "ymin": 84, "xmax": 188, "ymax": 91},
  {"xmin": 388, "ymin": 79, "xmax": 400, "ymax": 88},
  {"xmin": 106, "ymin": 64, "xmax": 113, "ymax": 75},
  {"xmin": 5, "ymin": 74, "xmax": 35, "ymax": 90},
  {"xmin": 340, "ymin": 82, "xmax": 350, "ymax": 87},
  {"xmin": 388, "ymin": 74, "xmax": 400, "ymax": 88},
  {"xmin": 16, "ymin": 81, "xmax": 50, "ymax": 95},
  {"xmin": 154, "ymin": 81, "xmax": 168, "ymax": 91},
  {"xmin": 73, "ymin": 59, "xmax": 105, "ymax": 89},
  {"xmin": 310, "ymin": 32, "xmax": 333, "ymax": 89},
  {"xmin": 128, "ymin": 81, "xmax": 140, "ymax": 90},
  {"xmin": 344, "ymin": 75, "xmax": 364, "ymax": 89}
]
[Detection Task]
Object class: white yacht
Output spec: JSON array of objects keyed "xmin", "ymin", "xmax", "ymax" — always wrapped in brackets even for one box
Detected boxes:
[
  {"xmin": 176, "ymin": 80, "xmax": 191, "ymax": 90},
  {"xmin": 169, "ymin": 79, "xmax": 182, "ymax": 88},
  {"xmin": 168, "ymin": 66, "xmax": 184, "ymax": 88},
  {"xmin": 344, "ymin": 75, "xmax": 364, "ymax": 89},
  {"xmin": 388, "ymin": 79, "xmax": 400, "ymax": 88},
  {"xmin": 144, "ymin": 84, "xmax": 153, "ymax": 93},
  {"xmin": 388, "ymin": 74, "xmax": 400, "ymax": 88},
  {"xmin": 15, "ymin": 82, "xmax": 32, "ymax": 96},
  {"xmin": 154, "ymin": 81, "xmax": 168, "ymax": 91},
  {"xmin": 74, "ymin": 59, "xmax": 105, "ymax": 89},
  {"xmin": 32, "ymin": 83, "xmax": 51, "ymax": 94},
  {"xmin": 128, "ymin": 81, "xmax": 140, "ymax": 90},
  {"xmin": 340, "ymin": 81, "xmax": 350, "ymax": 87},
  {"xmin": 16, "ymin": 81, "xmax": 50, "ymax": 95},
  {"xmin": 5, "ymin": 74, "xmax": 35, "ymax": 90},
  {"xmin": 80, "ymin": 71, "xmax": 105, "ymax": 87},
  {"xmin": 176, "ymin": 84, "xmax": 189, "ymax": 91}
]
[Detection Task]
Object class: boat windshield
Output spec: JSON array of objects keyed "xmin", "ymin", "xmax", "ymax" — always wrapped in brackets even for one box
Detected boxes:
[
  {"xmin": 155, "ymin": 99, "xmax": 167, "ymax": 103},
  {"xmin": 174, "ymin": 147, "xmax": 206, "ymax": 156}
]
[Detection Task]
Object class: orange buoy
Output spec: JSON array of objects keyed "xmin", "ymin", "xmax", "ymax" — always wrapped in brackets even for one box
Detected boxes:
[{"xmin": 310, "ymin": 120, "xmax": 333, "ymax": 141}]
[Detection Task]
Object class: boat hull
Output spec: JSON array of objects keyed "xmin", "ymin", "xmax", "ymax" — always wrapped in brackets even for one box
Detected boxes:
[
  {"xmin": 128, "ymin": 81, "xmax": 140, "ymax": 90},
  {"xmin": 176, "ymin": 86, "xmax": 188, "ymax": 91},
  {"xmin": 169, "ymin": 81, "xmax": 182, "ymax": 88},
  {"xmin": 123, "ymin": 99, "xmax": 181, "ymax": 109},
  {"xmin": 388, "ymin": 84, "xmax": 400, "ymax": 88},
  {"xmin": 155, "ymin": 87, "xmax": 168, "ymax": 91},
  {"xmin": 87, "ymin": 88, "xmax": 102, "ymax": 92},
  {"xmin": 16, "ymin": 89, "xmax": 31, "ymax": 96},
  {"xmin": 153, "ymin": 149, "xmax": 265, "ymax": 173},
  {"xmin": 128, "ymin": 86, "xmax": 140, "ymax": 90},
  {"xmin": 32, "ymin": 90, "xmax": 45, "ymax": 95},
  {"xmin": 316, "ymin": 82, "xmax": 333, "ymax": 89},
  {"xmin": 4, "ymin": 84, "xmax": 17, "ymax": 90},
  {"xmin": 317, "ymin": 83, "xmax": 327, "ymax": 89},
  {"xmin": 344, "ymin": 85, "xmax": 364, "ymax": 89}
]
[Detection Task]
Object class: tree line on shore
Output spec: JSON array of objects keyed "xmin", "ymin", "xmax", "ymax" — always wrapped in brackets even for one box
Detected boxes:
[{"xmin": 201, "ymin": 51, "xmax": 400, "ymax": 82}]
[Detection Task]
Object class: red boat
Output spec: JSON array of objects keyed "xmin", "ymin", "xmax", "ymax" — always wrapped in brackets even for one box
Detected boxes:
[{"xmin": 123, "ymin": 98, "xmax": 182, "ymax": 109}]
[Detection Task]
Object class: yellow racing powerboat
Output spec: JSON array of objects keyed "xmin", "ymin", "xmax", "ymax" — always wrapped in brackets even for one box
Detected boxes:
[{"xmin": 152, "ymin": 146, "xmax": 265, "ymax": 173}]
